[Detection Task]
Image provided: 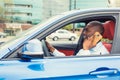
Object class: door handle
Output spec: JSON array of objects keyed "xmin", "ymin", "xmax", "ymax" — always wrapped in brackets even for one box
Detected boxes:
[{"xmin": 89, "ymin": 67, "xmax": 119, "ymax": 76}]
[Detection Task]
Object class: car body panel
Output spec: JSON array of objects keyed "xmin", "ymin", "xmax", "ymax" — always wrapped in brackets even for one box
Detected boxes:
[{"xmin": 0, "ymin": 56, "xmax": 120, "ymax": 79}]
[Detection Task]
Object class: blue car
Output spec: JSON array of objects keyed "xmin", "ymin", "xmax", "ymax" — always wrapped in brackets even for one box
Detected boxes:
[{"xmin": 0, "ymin": 8, "xmax": 120, "ymax": 80}]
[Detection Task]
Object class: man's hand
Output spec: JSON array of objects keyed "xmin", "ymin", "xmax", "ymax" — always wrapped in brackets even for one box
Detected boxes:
[
  {"xmin": 92, "ymin": 32, "xmax": 102, "ymax": 46},
  {"xmin": 45, "ymin": 41, "xmax": 55, "ymax": 53},
  {"xmin": 83, "ymin": 32, "xmax": 102, "ymax": 50},
  {"xmin": 83, "ymin": 36, "xmax": 94, "ymax": 50}
]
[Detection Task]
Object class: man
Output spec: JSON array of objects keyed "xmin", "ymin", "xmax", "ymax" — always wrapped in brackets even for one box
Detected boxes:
[{"xmin": 46, "ymin": 21, "xmax": 109, "ymax": 56}]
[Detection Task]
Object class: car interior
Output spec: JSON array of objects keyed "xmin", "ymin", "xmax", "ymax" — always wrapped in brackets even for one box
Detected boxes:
[
  {"xmin": 73, "ymin": 20, "xmax": 115, "ymax": 55},
  {"xmin": 102, "ymin": 20, "xmax": 115, "ymax": 52},
  {"xmin": 50, "ymin": 16, "xmax": 116, "ymax": 56}
]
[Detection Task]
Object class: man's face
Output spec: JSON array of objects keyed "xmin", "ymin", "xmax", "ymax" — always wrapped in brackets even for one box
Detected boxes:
[{"xmin": 83, "ymin": 24, "xmax": 97, "ymax": 39}]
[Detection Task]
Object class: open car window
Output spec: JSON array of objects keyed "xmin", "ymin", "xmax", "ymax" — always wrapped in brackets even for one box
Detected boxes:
[
  {"xmin": 46, "ymin": 22, "xmax": 84, "ymax": 56},
  {"xmin": 45, "ymin": 16, "xmax": 116, "ymax": 57}
]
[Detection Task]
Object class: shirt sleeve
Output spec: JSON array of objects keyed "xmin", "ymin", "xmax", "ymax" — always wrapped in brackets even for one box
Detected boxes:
[
  {"xmin": 76, "ymin": 49, "xmax": 91, "ymax": 56},
  {"xmin": 53, "ymin": 49, "xmax": 65, "ymax": 56}
]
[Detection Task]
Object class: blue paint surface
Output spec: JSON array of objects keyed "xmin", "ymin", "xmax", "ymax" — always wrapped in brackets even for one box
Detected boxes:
[{"xmin": 28, "ymin": 64, "xmax": 44, "ymax": 71}]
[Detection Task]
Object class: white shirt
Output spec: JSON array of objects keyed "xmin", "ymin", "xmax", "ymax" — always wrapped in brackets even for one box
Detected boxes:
[{"xmin": 53, "ymin": 42, "xmax": 109, "ymax": 56}]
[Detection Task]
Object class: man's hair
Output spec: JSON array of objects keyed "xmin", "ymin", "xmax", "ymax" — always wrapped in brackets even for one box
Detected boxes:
[{"xmin": 88, "ymin": 21, "xmax": 104, "ymax": 35}]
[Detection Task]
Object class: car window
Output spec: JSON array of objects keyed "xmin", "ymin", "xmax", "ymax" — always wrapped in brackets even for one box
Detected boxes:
[
  {"xmin": 46, "ymin": 18, "xmax": 115, "ymax": 57},
  {"xmin": 45, "ymin": 22, "xmax": 85, "ymax": 56}
]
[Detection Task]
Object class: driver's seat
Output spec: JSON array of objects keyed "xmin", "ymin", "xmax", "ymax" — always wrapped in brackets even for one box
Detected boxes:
[{"xmin": 102, "ymin": 20, "xmax": 115, "ymax": 52}]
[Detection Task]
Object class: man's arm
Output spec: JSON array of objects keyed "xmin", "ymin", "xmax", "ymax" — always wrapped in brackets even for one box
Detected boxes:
[
  {"xmin": 53, "ymin": 49, "xmax": 65, "ymax": 56},
  {"xmin": 76, "ymin": 32, "xmax": 106, "ymax": 56},
  {"xmin": 46, "ymin": 41, "xmax": 65, "ymax": 56},
  {"xmin": 83, "ymin": 32, "xmax": 102, "ymax": 50}
]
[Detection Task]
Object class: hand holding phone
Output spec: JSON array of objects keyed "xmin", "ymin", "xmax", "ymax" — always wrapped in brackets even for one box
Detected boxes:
[
  {"xmin": 92, "ymin": 32, "xmax": 102, "ymax": 46},
  {"xmin": 83, "ymin": 32, "xmax": 102, "ymax": 50}
]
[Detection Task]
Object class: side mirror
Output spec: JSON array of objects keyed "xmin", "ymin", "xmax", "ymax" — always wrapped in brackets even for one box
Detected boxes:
[
  {"xmin": 18, "ymin": 52, "xmax": 43, "ymax": 61},
  {"xmin": 19, "ymin": 39, "xmax": 44, "ymax": 61}
]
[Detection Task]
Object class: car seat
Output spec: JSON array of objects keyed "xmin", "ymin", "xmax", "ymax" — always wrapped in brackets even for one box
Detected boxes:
[{"xmin": 102, "ymin": 20, "xmax": 115, "ymax": 52}]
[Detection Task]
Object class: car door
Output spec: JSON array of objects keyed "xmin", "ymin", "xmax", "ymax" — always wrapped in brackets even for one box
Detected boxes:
[
  {"xmin": 57, "ymin": 30, "xmax": 68, "ymax": 39},
  {"xmin": 1, "ymin": 56, "xmax": 120, "ymax": 80},
  {"xmin": 40, "ymin": 56, "xmax": 120, "ymax": 80}
]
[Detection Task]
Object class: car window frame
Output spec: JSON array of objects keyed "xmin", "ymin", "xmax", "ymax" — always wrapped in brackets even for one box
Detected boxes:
[{"xmin": 45, "ymin": 14, "xmax": 118, "ymax": 56}]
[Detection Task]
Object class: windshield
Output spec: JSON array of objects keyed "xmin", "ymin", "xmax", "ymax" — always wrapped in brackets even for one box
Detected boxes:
[{"xmin": 0, "ymin": 13, "xmax": 66, "ymax": 51}]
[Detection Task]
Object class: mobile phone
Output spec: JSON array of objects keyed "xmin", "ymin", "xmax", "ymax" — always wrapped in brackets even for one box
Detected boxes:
[
  {"xmin": 92, "ymin": 32, "xmax": 102, "ymax": 46},
  {"xmin": 94, "ymin": 32, "xmax": 102, "ymax": 38}
]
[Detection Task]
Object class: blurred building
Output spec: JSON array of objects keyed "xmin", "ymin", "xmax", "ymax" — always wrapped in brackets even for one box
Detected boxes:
[
  {"xmin": 108, "ymin": 0, "xmax": 120, "ymax": 7},
  {"xmin": 70, "ymin": 0, "xmax": 108, "ymax": 10},
  {"xmin": 0, "ymin": 0, "xmax": 5, "ymax": 22},
  {"xmin": 43, "ymin": 0, "xmax": 109, "ymax": 20},
  {"xmin": 0, "ymin": 0, "xmax": 109, "ymax": 24},
  {"xmin": 42, "ymin": 0, "xmax": 69, "ymax": 20},
  {"xmin": 0, "ymin": 0, "xmax": 42, "ymax": 25}
]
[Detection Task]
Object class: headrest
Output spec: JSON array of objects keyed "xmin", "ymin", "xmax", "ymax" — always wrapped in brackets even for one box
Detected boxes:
[
  {"xmin": 22, "ymin": 39, "xmax": 43, "ymax": 55},
  {"xmin": 103, "ymin": 20, "xmax": 115, "ymax": 40}
]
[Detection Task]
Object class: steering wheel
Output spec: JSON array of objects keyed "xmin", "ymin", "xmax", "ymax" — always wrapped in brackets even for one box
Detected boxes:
[{"xmin": 41, "ymin": 40, "xmax": 53, "ymax": 57}]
